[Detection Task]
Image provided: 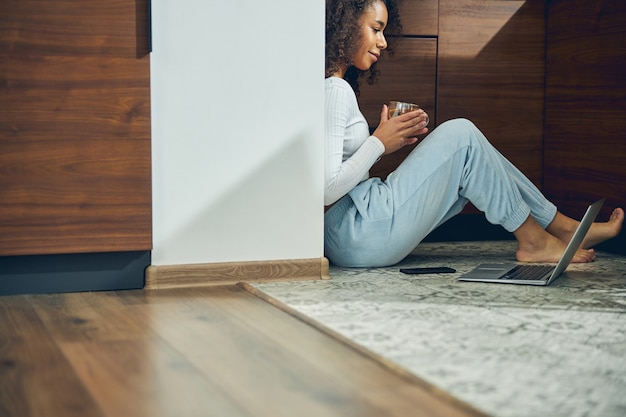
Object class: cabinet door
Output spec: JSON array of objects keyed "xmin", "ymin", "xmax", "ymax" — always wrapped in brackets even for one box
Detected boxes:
[
  {"xmin": 400, "ymin": 0, "xmax": 439, "ymax": 36},
  {"xmin": 0, "ymin": 0, "xmax": 152, "ymax": 256},
  {"xmin": 544, "ymin": 0, "xmax": 626, "ymax": 223},
  {"xmin": 437, "ymin": 0, "xmax": 546, "ymax": 187}
]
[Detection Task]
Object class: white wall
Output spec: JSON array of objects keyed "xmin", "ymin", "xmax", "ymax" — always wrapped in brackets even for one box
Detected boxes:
[{"xmin": 150, "ymin": 0, "xmax": 325, "ymax": 266}]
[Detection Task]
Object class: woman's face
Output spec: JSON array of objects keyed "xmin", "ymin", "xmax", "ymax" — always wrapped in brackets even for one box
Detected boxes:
[{"xmin": 352, "ymin": 1, "xmax": 389, "ymax": 71}]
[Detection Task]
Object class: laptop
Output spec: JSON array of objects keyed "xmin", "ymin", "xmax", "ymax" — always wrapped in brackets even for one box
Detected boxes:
[{"xmin": 458, "ymin": 198, "xmax": 605, "ymax": 286}]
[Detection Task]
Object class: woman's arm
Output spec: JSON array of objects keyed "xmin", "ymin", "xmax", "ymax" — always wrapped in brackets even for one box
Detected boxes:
[
  {"xmin": 324, "ymin": 82, "xmax": 384, "ymax": 205},
  {"xmin": 323, "ymin": 78, "xmax": 427, "ymax": 206}
]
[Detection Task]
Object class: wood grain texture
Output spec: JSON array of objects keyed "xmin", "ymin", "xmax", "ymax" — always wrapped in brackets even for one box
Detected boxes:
[
  {"xmin": 400, "ymin": 0, "xmax": 439, "ymax": 36},
  {"xmin": 544, "ymin": 0, "xmax": 626, "ymax": 222},
  {"xmin": 241, "ymin": 282, "xmax": 487, "ymax": 417},
  {"xmin": 0, "ymin": 296, "xmax": 104, "ymax": 417},
  {"xmin": 437, "ymin": 0, "xmax": 546, "ymax": 187},
  {"xmin": 0, "ymin": 0, "xmax": 149, "ymax": 58},
  {"xmin": 0, "ymin": 286, "xmax": 487, "ymax": 417},
  {"xmin": 145, "ymin": 257, "xmax": 331, "ymax": 290},
  {"xmin": 0, "ymin": 0, "xmax": 152, "ymax": 255}
]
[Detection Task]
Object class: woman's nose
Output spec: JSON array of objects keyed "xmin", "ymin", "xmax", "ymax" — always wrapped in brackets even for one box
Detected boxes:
[{"xmin": 378, "ymin": 34, "xmax": 387, "ymax": 50}]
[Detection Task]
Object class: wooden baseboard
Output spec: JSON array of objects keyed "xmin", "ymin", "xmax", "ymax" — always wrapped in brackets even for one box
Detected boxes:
[{"xmin": 145, "ymin": 257, "xmax": 330, "ymax": 290}]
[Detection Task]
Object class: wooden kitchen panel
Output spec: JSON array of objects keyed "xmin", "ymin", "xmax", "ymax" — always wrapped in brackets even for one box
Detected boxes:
[
  {"xmin": 0, "ymin": 0, "xmax": 147, "ymax": 58},
  {"xmin": 544, "ymin": 0, "xmax": 626, "ymax": 225},
  {"xmin": 437, "ymin": 0, "xmax": 546, "ymax": 187},
  {"xmin": 0, "ymin": 0, "xmax": 152, "ymax": 256},
  {"xmin": 399, "ymin": 0, "xmax": 439, "ymax": 36}
]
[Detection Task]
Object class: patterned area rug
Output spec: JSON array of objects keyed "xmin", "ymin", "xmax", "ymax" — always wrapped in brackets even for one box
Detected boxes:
[{"xmin": 255, "ymin": 241, "xmax": 626, "ymax": 417}]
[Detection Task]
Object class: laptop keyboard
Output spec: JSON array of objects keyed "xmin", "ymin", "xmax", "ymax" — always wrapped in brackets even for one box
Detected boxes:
[{"xmin": 502, "ymin": 265, "xmax": 555, "ymax": 281}]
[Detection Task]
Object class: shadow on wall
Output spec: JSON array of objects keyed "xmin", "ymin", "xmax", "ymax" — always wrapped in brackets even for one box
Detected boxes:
[{"xmin": 154, "ymin": 132, "xmax": 321, "ymax": 266}]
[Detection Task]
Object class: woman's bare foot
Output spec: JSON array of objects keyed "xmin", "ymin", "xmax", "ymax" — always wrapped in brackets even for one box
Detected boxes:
[
  {"xmin": 514, "ymin": 215, "xmax": 596, "ymax": 263},
  {"xmin": 547, "ymin": 208, "xmax": 624, "ymax": 249},
  {"xmin": 582, "ymin": 208, "xmax": 624, "ymax": 248},
  {"xmin": 516, "ymin": 233, "xmax": 596, "ymax": 263}
]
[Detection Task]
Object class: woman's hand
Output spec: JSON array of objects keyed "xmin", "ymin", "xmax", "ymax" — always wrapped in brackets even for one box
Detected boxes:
[{"xmin": 373, "ymin": 104, "xmax": 429, "ymax": 155}]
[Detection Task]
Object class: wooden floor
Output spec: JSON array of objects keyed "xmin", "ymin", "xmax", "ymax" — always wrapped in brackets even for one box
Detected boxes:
[{"xmin": 0, "ymin": 284, "xmax": 487, "ymax": 417}]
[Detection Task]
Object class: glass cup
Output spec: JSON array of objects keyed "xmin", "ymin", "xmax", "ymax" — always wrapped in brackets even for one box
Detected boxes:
[{"xmin": 388, "ymin": 100, "xmax": 429, "ymax": 126}]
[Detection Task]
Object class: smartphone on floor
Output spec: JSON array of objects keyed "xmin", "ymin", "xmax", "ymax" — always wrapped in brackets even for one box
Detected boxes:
[{"xmin": 399, "ymin": 267, "xmax": 456, "ymax": 275}]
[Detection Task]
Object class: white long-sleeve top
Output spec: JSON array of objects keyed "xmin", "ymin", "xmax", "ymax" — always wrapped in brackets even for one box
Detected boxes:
[{"xmin": 325, "ymin": 77, "xmax": 385, "ymax": 205}]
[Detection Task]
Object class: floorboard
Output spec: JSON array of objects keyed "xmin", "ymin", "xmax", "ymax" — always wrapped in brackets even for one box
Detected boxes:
[
  {"xmin": 0, "ymin": 285, "xmax": 485, "ymax": 417},
  {"xmin": 0, "ymin": 297, "xmax": 104, "ymax": 417}
]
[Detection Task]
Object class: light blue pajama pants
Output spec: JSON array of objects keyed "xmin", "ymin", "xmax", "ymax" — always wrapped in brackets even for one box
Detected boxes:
[{"xmin": 324, "ymin": 118, "xmax": 557, "ymax": 267}]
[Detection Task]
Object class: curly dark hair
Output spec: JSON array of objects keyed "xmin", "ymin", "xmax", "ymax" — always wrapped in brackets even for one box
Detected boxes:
[{"xmin": 326, "ymin": 0, "xmax": 402, "ymax": 94}]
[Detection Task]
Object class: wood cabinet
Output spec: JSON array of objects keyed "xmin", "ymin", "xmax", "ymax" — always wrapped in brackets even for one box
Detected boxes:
[
  {"xmin": 544, "ymin": 0, "xmax": 626, "ymax": 254},
  {"xmin": 0, "ymin": 0, "xmax": 152, "ymax": 294},
  {"xmin": 0, "ymin": 0, "xmax": 152, "ymax": 256},
  {"xmin": 437, "ymin": 0, "xmax": 546, "ymax": 187},
  {"xmin": 544, "ymin": 1, "xmax": 626, "ymax": 214}
]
